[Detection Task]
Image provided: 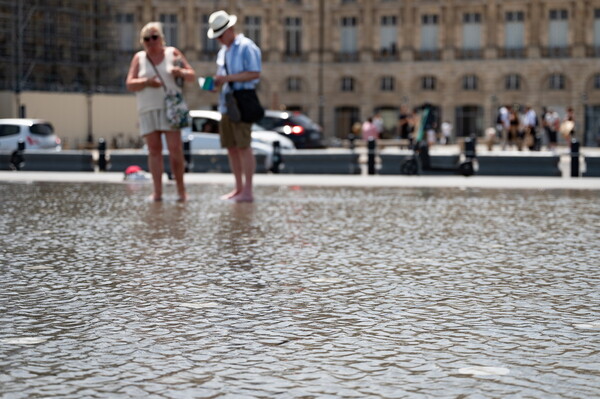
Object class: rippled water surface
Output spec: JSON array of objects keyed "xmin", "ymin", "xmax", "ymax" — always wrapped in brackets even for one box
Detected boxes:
[{"xmin": 1, "ymin": 181, "xmax": 599, "ymax": 398}]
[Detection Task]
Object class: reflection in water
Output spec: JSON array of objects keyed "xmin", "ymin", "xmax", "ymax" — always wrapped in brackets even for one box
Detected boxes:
[
  {"xmin": 216, "ymin": 202, "xmax": 258, "ymax": 270},
  {"xmin": 0, "ymin": 181, "xmax": 599, "ymax": 398}
]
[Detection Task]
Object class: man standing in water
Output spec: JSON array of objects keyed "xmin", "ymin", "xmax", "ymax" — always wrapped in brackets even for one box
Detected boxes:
[{"xmin": 208, "ymin": 10, "xmax": 262, "ymax": 202}]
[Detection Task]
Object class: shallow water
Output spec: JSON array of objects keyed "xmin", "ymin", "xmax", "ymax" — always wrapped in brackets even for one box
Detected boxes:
[{"xmin": 1, "ymin": 181, "xmax": 599, "ymax": 398}]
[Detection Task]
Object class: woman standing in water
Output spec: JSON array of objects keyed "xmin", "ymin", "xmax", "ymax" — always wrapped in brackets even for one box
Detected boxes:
[{"xmin": 126, "ymin": 22, "xmax": 195, "ymax": 201}]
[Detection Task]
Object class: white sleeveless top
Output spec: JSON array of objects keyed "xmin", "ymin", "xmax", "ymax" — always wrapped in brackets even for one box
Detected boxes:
[{"xmin": 135, "ymin": 47, "xmax": 181, "ymax": 113}]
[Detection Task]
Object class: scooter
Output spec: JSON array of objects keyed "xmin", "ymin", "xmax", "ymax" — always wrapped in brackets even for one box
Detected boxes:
[{"xmin": 400, "ymin": 106, "xmax": 476, "ymax": 177}]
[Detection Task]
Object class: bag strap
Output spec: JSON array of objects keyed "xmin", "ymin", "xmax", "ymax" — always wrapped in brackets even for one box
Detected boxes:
[
  {"xmin": 146, "ymin": 52, "xmax": 167, "ymax": 93},
  {"xmin": 223, "ymin": 55, "xmax": 235, "ymax": 91}
]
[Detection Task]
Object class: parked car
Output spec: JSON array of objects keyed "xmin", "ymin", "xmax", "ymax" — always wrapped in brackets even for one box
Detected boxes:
[
  {"xmin": 0, "ymin": 119, "xmax": 62, "ymax": 151},
  {"xmin": 183, "ymin": 110, "xmax": 295, "ymax": 169},
  {"xmin": 257, "ymin": 110, "xmax": 325, "ymax": 149}
]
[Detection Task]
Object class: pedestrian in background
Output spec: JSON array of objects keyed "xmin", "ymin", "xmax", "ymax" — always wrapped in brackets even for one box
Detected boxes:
[
  {"xmin": 361, "ymin": 117, "xmax": 379, "ymax": 141},
  {"xmin": 497, "ymin": 105, "xmax": 510, "ymax": 150},
  {"xmin": 440, "ymin": 120, "xmax": 452, "ymax": 145},
  {"xmin": 126, "ymin": 22, "xmax": 196, "ymax": 202},
  {"xmin": 209, "ymin": 10, "xmax": 261, "ymax": 203},
  {"xmin": 544, "ymin": 107, "xmax": 560, "ymax": 151},
  {"xmin": 560, "ymin": 106, "xmax": 576, "ymax": 143},
  {"xmin": 398, "ymin": 106, "xmax": 413, "ymax": 148},
  {"xmin": 523, "ymin": 105, "xmax": 537, "ymax": 151},
  {"xmin": 508, "ymin": 105, "xmax": 520, "ymax": 150},
  {"xmin": 372, "ymin": 112, "xmax": 384, "ymax": 138}
]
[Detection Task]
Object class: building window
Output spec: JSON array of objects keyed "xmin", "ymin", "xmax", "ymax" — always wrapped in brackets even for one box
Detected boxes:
[
  {"xmin": 594, "ymin": 73, "xmax": 600, "ymax": 89},
  {"xmin": 462, "ymin": 13, "xmax": 481, "ymax": 50},
  {"xmin": 341, "ymin": 77, "xmax": 355, "ymax": 92},
  {"xmin": 160, "ymin": 14, "xmax": 178, "ymax": 47},
  {"xmin": 505, "ymin": 74, "xmax": 521, "ymax": 90},
  {"xmin": 245, "ymin": 16, "xmax": 261, "ymax": 47},
  {"xmin": 201, "ymin": 15, "xmax": 219, "ymax": 55},
  {"xmin": 505, "ymin": 11, "xmax": 525, "ymax": 50},
  {"xmin": 463, "ymin": 75, "xmax": 478, "ymax": 90},
  {"xmin": 420, "ymin": 14, "xmax": 438, "ymax": 50},
  {"xmin": 549, "ymin": 73, "xmax": 565, "ymax": 90},
  {"xmin": 422, "ymin": 76, "xmax": 436, "ymax": 90},
  {"xmin": 287, "ymin": 76, "xmax": 302, "ymax": 92},
  {"xmin": 285, "ymin": 17, "xmax": 302, "ymax": 56},
  {"xmin": 594, "ymin": 9, "xmax": 600, "ymax": 48},
  {"xmin": 549, "ymin": 9, "xmax": 568, "ymax": 48},
  {"xmin": 380, "ymin": 76, "xmax": 395, "ymax": 91},
  {"xmin": 341, "ymin": 17, "xmax": 358, "ymax": 55},
  {"xmin": 116, "ymin": 13, "xmax": 134, "ymax": 51},
  {"xmin": 380, "ymin": 16, "xmax": 397, "ymax": 56}
]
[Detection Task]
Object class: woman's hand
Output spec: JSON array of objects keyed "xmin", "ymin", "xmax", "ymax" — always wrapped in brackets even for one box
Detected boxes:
[
  {"xmin": 145, "ymin": 76, "xmax": 162, "ymax": 88},
  {"xmin": 171, "ymin": 66, "xmax": 186, "ymax": 79}
]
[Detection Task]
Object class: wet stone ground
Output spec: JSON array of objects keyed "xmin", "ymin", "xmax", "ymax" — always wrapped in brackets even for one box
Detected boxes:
[{"xmin": 0, "ymin": 181, "xmax": 599, "ymax": 398}]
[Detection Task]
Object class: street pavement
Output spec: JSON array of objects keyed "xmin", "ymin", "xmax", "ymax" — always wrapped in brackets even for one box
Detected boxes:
[{"xmin": 2, "ymin": 143, "xmax": 599, "ymax": 190}]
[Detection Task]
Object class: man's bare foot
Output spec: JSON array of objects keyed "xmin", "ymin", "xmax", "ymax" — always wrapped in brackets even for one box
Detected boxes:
[
  {"xmin": 232, "ymin": 193, "xmax": 254, "ymax": 203},
  {"xmin": 176, "ymin": 193, "xmax": 188, "ymax": 203},
  {"xmin": 147, "ymin": 194, "xmax": 162, "ymax": 202},
  {"xmin": 220, "ymin": 190, "xmax": 240, "ymax": 200}
]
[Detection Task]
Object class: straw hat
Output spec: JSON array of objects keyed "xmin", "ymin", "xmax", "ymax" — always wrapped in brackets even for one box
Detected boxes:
[{"xmin": 207, "ymin": 10, "xmax": 237, "ymax": 39}]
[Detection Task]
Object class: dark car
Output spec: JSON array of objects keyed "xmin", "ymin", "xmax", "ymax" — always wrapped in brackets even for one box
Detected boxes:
[{"xmin": 257, "ymin": 110, "xmax": 325, "ymax": 149}]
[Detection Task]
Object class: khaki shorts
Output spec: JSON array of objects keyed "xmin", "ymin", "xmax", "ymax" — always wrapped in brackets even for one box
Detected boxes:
[{"xmin": 220, "ymin": 114, "xmax": 252, "ymax": 148}]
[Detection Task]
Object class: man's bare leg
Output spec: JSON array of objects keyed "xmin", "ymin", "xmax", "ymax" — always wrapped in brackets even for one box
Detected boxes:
[
  {"xmin": 221, "ymin": 147, "xmax": 243, "ymax": 200},
  {"xmin": 232, "ymin": 147, "xmax": 255, "ymax": 203}
]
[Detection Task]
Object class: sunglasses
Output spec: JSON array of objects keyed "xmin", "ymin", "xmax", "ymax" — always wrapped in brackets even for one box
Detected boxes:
[{"xmin": 143, "ymin": 34, "xmax": 160, "ymax": 42}]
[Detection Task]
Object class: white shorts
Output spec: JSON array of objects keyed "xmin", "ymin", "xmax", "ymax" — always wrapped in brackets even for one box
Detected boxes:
[{"xmin": 139, "ymin": 109, "xmax": 173, "ymax": 136}]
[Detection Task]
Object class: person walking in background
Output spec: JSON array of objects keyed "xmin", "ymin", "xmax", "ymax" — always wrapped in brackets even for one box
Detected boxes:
[
  {"xmin": 426, "ymin": 122, "xmax": 438, "ymax": 147},
  {"xmin": 209, "ymin": 10, "xmax": 261, "ymax": 203},
  {"xmin": 126, "ymin": 22, "xmax": 196, "ymax": 202},
  {"xmin": 398, "ymin": 106, "xmax": 413, "ymax": 148},
  {"xmin": 544, "ymin": 107, "xmax": 560, "ymax": 151},
  {"xmin": 498, "ymin": 105, "xmax": 510, "ymax": 150},
  {"xmin": 372, "ymin": 112, "xmax": 384, "ymax": 138},
  {"xmin": 507, "ymin": 105, "xmax": 520, "ymax": 150},
  {"xmin": 523, "ymin": 105, "xmax": 537, "ymax": 151},
  {"xmin": 560, "ymin": 106, "xmax": 576, "ymax": 143},
  {"xmin": 440, "ymin": 120, "xmax": 452, "ymax": 145},
  {"xmin": 361, "ymin": 117, "xmax": 379, "ymax": 141}
]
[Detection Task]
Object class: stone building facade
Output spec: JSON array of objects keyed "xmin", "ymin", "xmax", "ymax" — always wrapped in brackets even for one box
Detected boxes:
[{"xmin": 2, "ymin": 0, "xmax": 600, "ymax": 146}]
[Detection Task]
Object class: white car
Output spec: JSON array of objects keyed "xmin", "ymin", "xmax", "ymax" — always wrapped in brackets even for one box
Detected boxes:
[
  {"xmin": 183, "ymin": 110, "xmax": 295, "ymax": 169},
  {"xmin": 0, "ymin": 119, "xmax": 62, "ymax": 151}
]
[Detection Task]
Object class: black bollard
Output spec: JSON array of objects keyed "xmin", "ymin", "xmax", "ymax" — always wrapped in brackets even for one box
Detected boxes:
[
  {"xmin": 10, "ymin": 140, "xmax": 25, "ymax": 171},
  {"xmin": 570, "ymin": 139, "xmax": 580, "ymax": 177},
  {"xmin": 98, "ymin": 138, "xmax": 107, "ymax": 171},
  {"xmin": 459, "ymin": 137, "xmax": 477, "ymax": 176},
  {"xmin": 183, "ymin": 138, "xmax": 192, "ymax": 173},
  {"xmin": 270, "ymin": 141, "xmax": 282, "ymax": 173},
  {"xmin": 348, "ymin": 133, "xmax": 356, "ymax": 152},
  {"xmin": 367, "ymin": 137, "xmax": 376, "ymax": 175},
  {"xmin": 464, "ymin": 137, "xmax": 477, "ymax": 160}
]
